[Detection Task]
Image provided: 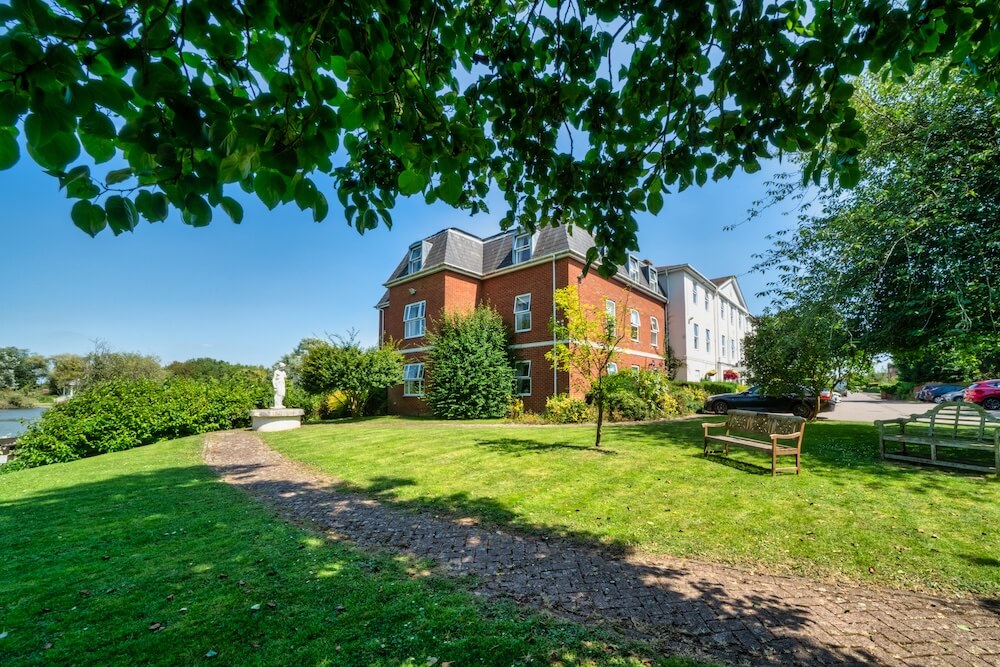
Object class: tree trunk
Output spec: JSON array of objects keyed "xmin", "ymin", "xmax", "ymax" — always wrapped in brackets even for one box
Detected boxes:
[{"xmin": 594, "ymin": 396, "xmax": 604, "ymax": 448}]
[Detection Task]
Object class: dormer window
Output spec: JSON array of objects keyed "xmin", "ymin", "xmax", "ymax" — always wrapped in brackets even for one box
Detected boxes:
[
  {"xmin": 408, "ymin": 244, "xmax": 422, "ymax": 274},
  {"xmin": 512, "ymin": 233, "xmax": 531, "ymax": 264},
  {"xmin": 628, "ymin": 257, "xmax": 640, "ymax": 283},
  {"xmin": 648, "ymin": 267, "xmax": 657, "ymax": 291}
]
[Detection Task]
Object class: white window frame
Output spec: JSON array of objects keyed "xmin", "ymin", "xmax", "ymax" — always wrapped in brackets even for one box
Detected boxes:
[
  {"xmin": 650, "ymin": 317, "xmax": 659, "ymax": 348},
  {"xmin": 706, "ymin": 328, "xmax": 712, "ymax": 353},
  {"xmin": 407, "ymin": 244, "xmax": 422, "ymax": 274},
  {"xmin": 721, "ymin": 300, "xmax": 725, "ymax": 318},
  {"xmin": 512, "ymin": 233, "xmax": 531, "ymax": 264},
  {"xmin": 730, "ymin": 306, "xmax": 735, "ymax": 324},
  {"xmin": 629, "ymin": 309, "xmax": 640, "ymax": 342},
  {"xmin": 693, "ymin": 323, "xmax": 699, "ymax": 350},
  {"xmin": 721, "ymin": 334, "xmax": 727, "ymax": 359},
  {"xmin": 648, "ymin": 267, "xmax": 657, "ymax": 291},
  {"xmin": 628, "ymin": 257, "xmax": 640, "ymax": 283},
  {"xmin": 403, "ymin": 363, "xmax": 424, "ymax": 396},
  {"xmin": 514, "ymin": 293, "xmax": 532, "ymax": 333},
  {"xmin": 692, "ymin": 283, "xmax": 698, "ymax": 304},
  {"xmin": 403, "ymin": 301, "xmax": 426, "ymax": 339},
  {"xmin": 606, "ymin": 362, "xmax": 618, "ymax": 375},
  {"xmin": 704, "ymin": 291, "xmax": 710, "ymax": 311},
  {"xmin": 630, "ymin": 364, "xmax": 641, "ymax": 372},
  {"xmin": 731, "ymin": 339, "xmax": 736, "ymax": 359},
  {"xmin": 514, "ymin": 360, "xmax": 531, "ymax": 396},
  {"xmin": 605, "ymin": 299, "xmax": 617, "ymax": 337}
]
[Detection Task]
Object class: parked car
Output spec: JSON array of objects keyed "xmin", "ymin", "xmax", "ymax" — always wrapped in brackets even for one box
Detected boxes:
[
  {"xmin": 820, "ymin": 389, "xmax": 841, "ymax": 404},
  {"xmin": 964, "ymin": 380, "xmax": 1000, "ymax": 411},
  {"xmin": 921, "ymin": 384, "xmax": 967, "ymax": 402},
  {"xmin": 914, "ymin": 383, "xmax": 945, "ymax": 401},
  {"xmin": 703, "ymin": 386, "xmax": 835, "ymax": 419},
  {"xmin": 934, "ymin": 387, "xmax": 967, "ymax": 403}
]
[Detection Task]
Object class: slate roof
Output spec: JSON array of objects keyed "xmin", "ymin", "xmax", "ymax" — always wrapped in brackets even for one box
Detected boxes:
[{"xmin": 380, "ymin": 225, "xmax": 664, "ymax": 304}]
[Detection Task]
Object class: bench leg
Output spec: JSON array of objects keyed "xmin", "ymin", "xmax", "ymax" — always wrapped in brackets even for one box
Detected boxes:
[
  {"xmin": 772, "ymin": 449, "xmax": 777, "ymax": 477},
  {"xmin": 796, "ymin": 451, "xmax": 801, "ymax": 475}
]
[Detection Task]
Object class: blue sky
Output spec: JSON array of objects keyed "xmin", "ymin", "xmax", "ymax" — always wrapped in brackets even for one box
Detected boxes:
[{"xmin": 3, "ymin": 154, "xmax": 796, "ymax": 366}]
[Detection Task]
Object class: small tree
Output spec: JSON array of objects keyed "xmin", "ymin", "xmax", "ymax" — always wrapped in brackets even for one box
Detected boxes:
[
  {"xmin": 547, "ymin": 285, "xmax": 628, "ymax": 447},
  {"xmin": 426, "ymin": 306, "xmax": 514, "ymax": 419},
  {"xmin": 743, "ymin": 307, "xmax": 871, "ymax": 417},
  {"xmin": 300, "ymin": 336, "xmax": 403, "ymax": 418}
]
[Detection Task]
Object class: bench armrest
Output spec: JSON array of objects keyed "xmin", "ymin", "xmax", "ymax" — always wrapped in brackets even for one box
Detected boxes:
[
  {"xmin": 770, "ymin": 432, "xmax": 802, "ymax": 441},
  {"xmin": 874, "ymin": 418, "xmax": 908, "ymax": 427},
  {"xmin": 703, "ymin": 422, "xmax": 727, "ymax": 433}
]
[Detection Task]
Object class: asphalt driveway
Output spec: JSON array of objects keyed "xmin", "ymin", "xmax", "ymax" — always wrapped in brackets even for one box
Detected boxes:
[{"xmin": 821, "ymin": 391, "xmax": 999, "ymax": 422}]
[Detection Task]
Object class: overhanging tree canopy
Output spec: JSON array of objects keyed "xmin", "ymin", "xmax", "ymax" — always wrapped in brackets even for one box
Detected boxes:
[{"xmin": 1, "ymin": 1, "xmax": 997, "ymax": 268}]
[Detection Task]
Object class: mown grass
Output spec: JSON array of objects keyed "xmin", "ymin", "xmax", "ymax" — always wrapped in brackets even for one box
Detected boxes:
[
  {"xmin": 264, "ymin": 417, "xmax": 1000, "ymax": 595},
  {"xmin": 0, "ymin": 435, "xmax": 706, "ymax": 667}
]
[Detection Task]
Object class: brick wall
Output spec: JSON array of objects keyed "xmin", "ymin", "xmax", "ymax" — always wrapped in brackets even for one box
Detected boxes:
[{"xmin": 380, "ymin": 257, "xmax": 667, "ymax": 416}]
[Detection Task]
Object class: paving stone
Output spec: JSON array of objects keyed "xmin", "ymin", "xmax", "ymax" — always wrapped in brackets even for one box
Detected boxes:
[{"xmin": 204, "ymin": 431, "xmax": 1000, "ymax": 667}]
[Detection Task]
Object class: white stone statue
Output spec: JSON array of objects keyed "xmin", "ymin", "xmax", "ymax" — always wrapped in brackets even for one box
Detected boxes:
[{"xmin": 272, "ymin": 363, "xmax": 287, "ymax": 409}]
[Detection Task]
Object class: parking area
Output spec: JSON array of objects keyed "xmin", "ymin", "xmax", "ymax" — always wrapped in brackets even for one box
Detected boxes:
[{"xmin": 821, "ymin": 391, "xmax": 1000, "ymax": 422}]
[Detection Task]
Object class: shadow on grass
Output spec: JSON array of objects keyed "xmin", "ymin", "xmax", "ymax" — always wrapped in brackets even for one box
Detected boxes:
[
  {"xmin": 475, "ymin": 438, "xmax": 618, "ymax": 456},
  {"xmin": 206, "ymin": 454, "xmax": 1000, "ymax": 667},
  {"xmin": 702, "ymin": 453, "xmax": 771, "ymax": 476}
]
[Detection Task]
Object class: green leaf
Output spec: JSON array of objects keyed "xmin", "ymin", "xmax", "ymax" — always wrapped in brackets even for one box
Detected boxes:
[
  {"xmin": 253, "ymin": 169, "xmax": 285, "ymax": 210},
  {"xmin": 398, "ymin": 169, "xmax": 426, "ymax": 195},
  {"xmin": 0, "ymin": 129, "xmax": 19, "ymax": 171},
  {"xmin": 104, "ymin": 195, "xmax": 138, "ymax": 234},
  {"xmin": 105, "ymin": 167, "xmax": 133, "ymax": 185},
  {"xmin": 80, "ymin": 134, "xmax": 115, "ymax": 163},
  {"xmin": 330, "ymin": 55, "xmax": 348, "ymax": 79},
  {"xmin": 182, "ymin": 193, "xmax": 213, "ymax": 227},
  {"xmin": 135, "ymin": 190, "xmax": 169, "ymax": 222},
  {"xmin": 646, "ymin": 190, "xmax": 663, "ymax": 215},
  {"xmin": 220, "ymin": 196, "xmax": 243, "ymax": 224},
  {"xmin": 294, "ymin": 177, "xmax": 317, "ymax": 210},
  {"xmin": 312, "ymin": 191, "xmax": 329, "ymax": 222},
  {"xmin": 71, "ymin": 200, "xmax": 106, "ymax": 236},
  {"xmin": 438, "ymin": 172, "xmax": 462, "ymax": 205},
  {"xmin": 25, "ymin": 131, "xmax": 80, "ymax": 170}
]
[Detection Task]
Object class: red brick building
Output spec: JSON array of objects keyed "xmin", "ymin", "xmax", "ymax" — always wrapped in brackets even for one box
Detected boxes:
[{"xmin": 376, "ymin": 226, "xmax": 668, "ymax": 414}]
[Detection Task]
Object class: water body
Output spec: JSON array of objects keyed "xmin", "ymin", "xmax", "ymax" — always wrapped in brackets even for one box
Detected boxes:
[{"xmin": 0, "ymin": 408, "xmax": 47, "ymax": 438}]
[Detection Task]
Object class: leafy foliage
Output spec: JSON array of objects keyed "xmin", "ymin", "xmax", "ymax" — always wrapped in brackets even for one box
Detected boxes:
[
  {"xmin": 756, "ymin": 65, "xmax": 1000, "ymax": 366},
  {"xmin": 12, "ymin": 376, "xmax": 271, "ymax": 468},
  {"xmin": 743, "ymin": 307, "xmax": 872, "ymax": 415},
  {"xmin": 548, "ymin": 285, "xmax": 629, "ymax": 446},
  {"xmin": 2, "ymin": 2, "xmax": 998, "ymax": 265},
  {"xmin": 0, "ymin": 346, "xmax": 46, "ymax": 390},
  {"xmin": 81, "ymin": 341, "xmax": 164, "ymax": 388},
  {"xmin": 299, "ymin": 336, "xmax": 403, "ymax": 417},
  {"xmin": 47, "ymin": 353, "xmax": 87, "ymax": 395},
  {"xmin": 426, "ymin": 306, "xmax": 514, "ymax": 419},
  {"xmin": 543, "ymin": 394, "xmax": 593, "ymax": 424},
  {"xmin": 164, "ymin": 357, "xmax": 266, "ymax": 381}
]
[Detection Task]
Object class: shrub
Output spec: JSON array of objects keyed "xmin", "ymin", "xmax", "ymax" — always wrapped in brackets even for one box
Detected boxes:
[
  {"xmin": 426, "ymin": 306, "xmax": 514, "ymax": 419},
  {"xmin": 692, "ymin": 380, "xmax": 740, "ymax": 394},
  {"xmin": 13, "ymin": 377, "xmax": 270, "ymax": 468},
  {"xmin": 544, "ymin": 394, "xmax": 592, "ymax": 423},
  {"xmin": 505, "ymin": 398, "xmax": 525, "ymax": 421},
  {"xmin": 601, "ymin": 370, "xmax": 671, "ymax": 421},
  {"xmin": 321, "ymin": 390, "xmax": 351, "ymax": 419},
  {"xmin": 301, "ymin": 338, "xmax": 403, "ymax": 418},
  {"xmin": 667, "ymin": 383, "xmax": 710, "ymax": 414}
]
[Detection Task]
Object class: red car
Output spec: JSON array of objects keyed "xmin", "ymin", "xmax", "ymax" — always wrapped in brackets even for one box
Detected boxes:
[{"xmin": 964, "ymin": 380, "xmax": 1000, "ymax": 411}]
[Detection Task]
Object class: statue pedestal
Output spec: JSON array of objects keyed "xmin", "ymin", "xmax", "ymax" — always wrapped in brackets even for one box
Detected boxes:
[{"xmin": 250, "ymin": 408, "xmax": 305, "ymax": 432}]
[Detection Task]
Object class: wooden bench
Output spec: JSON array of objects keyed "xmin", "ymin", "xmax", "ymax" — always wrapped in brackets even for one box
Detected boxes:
[
  {"xmin": 876, "ymin": 402, "xmax": 1000, "ymax": 473},
  {"xmin": 703, "ymin": 410, "xmax": 807, "ymax": 476}
]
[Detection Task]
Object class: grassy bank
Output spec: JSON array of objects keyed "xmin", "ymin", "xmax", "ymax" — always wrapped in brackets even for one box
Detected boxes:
[
  {"xmin": 0, "ymin": 435, "xmax": 704, "ymax": 666},
  {"xmin": 264, "ymin": 417, "xmax": 999, "ymax": 595}
]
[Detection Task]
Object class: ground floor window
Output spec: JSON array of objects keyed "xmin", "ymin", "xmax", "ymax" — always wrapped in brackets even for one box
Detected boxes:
[
  {"xmin": 607, "ymin": 362, "xmax": 618, "ymax": 374},
  {"xmin": 403, "ymin": 363, "xmax": 425, "ymax": 396},
  {"xmin": 514, "ymin": 360, "xmax": 531, "ymax": 396}
]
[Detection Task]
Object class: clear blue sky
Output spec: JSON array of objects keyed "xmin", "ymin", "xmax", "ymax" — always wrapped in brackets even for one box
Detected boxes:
[{"xmin": 3, "ymin": 153, "xmax": 795, "ymax": 366}]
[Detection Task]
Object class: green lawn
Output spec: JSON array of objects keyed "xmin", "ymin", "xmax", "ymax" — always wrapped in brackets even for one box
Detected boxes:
[
  {"xmin": 0, "ymin": 436, "xmax": 704, "ymax": 667},
  {"xmin": 264, "ymin": 417, "xmax": 1000, "ymax": 596}
]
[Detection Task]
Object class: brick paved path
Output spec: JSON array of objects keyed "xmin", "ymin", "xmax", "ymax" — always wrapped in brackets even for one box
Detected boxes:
[{"xmin": 204, "ymin": 431, "xmax": 999, "ymax": 667}]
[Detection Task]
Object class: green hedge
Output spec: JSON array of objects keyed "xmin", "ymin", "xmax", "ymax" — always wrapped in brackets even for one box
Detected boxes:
[
  {"xmin": 671, "ymin": 380, "xmax": 740, "ymax": 395},
  {"xmin": 10, "ymin": 377, "xmax": 270, "ymax": 469}
]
